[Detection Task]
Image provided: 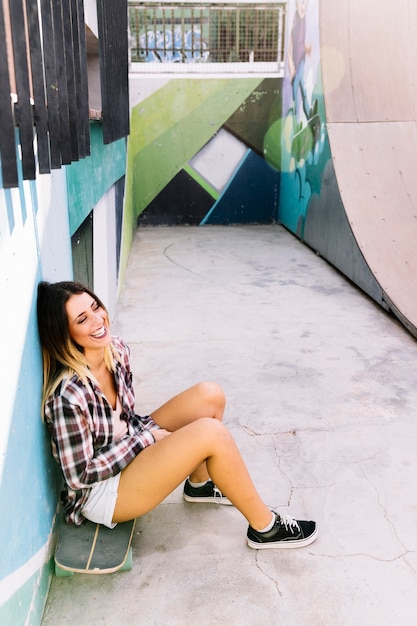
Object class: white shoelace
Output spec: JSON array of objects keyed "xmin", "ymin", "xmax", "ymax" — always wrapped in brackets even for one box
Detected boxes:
[
  {"xmin": 213, "ymin": 485, "xmax": 225, "ymax": 499},
  {"xmin": 277, "ymin": 512, "xmax": 301, "ymax": 534}
]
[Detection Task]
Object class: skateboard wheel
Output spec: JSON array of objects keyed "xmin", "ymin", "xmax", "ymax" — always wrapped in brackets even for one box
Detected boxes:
[{"xmin": 120, "ymin": 547, "xmax": 133, "ymax": 571}]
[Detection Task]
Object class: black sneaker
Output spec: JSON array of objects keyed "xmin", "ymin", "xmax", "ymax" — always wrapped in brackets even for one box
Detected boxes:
[
  {"xmin": 247, "ymin": 512, "xmax": 318, "ymax": 549},
  {"xmin": 183, "ymin": 479, "xmax": 232, "ymax": 505}
]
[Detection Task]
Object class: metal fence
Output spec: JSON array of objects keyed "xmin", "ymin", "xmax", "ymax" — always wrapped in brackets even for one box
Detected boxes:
[{"xmin": 129, "ymin": 1, "xmax": 286, "ymax": 74}]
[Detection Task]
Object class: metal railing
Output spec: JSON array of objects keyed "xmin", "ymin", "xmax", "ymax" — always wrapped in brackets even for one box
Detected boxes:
[{"xmin": 129, "ymin": 1, "xmax": 286, "ymax": 74}]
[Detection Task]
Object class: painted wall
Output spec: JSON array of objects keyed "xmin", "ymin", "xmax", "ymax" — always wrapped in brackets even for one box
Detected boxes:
[
  {"xmin": 277, "ymin": 0, "xmax": 383, "ymax": 306},
  {"xmin": 123, "ymin": 76, "xmax": 282, "ymax": 245},
  {"xmin": 0, "ymin": 169, "xmax": 68, "ymax": 626},
  {"xmin": 0, "ymin": 123, "xmax": 127, "ymax": 625},
  {"xmin": 125, "ymin": 2, "xmax": 396, "ymax": 330},
  {"xmin": 3, "ymin": 1, "xmax": 413, "ymax": 622},
  {"xmin": 67, "ymin": 123, "xmax": 126, "ymax": 236}
]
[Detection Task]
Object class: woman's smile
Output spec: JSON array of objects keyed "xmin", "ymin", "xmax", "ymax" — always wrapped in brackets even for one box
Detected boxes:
[{"xmin": 90, "ymin": 326, "xmax": 107, "ymax": 339}]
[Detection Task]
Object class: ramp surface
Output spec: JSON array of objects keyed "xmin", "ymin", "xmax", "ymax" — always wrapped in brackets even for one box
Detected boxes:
[{"xmin": 320, "ymin": 0, "xmax": 417, "ymax": 334}]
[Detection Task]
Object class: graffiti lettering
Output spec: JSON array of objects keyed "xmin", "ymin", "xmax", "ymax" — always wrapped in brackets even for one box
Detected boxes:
[{"xmin": 139, "ymin": 27, "xmax": 209, "ymax": 63}]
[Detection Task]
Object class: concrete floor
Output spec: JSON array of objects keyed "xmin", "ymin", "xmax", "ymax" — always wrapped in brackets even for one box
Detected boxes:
[{"xmin": 42, "ymin": 225, "xmax": 417, "ymax": 626}]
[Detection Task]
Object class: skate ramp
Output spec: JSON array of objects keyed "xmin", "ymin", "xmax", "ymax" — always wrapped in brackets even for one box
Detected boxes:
[{"xmin": 320, "ymin": 0, "xmax": 417, "ymax": 335}]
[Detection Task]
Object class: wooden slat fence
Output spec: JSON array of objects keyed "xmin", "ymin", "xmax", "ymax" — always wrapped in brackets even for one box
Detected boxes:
[{"xmin": 0, "ymin": 0, "xmax": 129, "ymax": 189}]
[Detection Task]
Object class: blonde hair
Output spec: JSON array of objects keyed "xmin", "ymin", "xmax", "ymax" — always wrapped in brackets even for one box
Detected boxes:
[
  {"xmin": 37, "ymin": 281, "xmax": 120, "ymax": 413},
  {"xmin": 40, "ymin": 338, "xmax": 118, "ymax": 405}
]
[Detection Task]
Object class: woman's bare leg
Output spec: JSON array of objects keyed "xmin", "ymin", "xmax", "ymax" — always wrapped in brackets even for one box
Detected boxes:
[
  {"xmin": 113, "ymin": 417, "xmax": 272, "ymax": 530},
  {"xmin": 149, "ymin": 381, "xmax": 226, "ymax": 483}
]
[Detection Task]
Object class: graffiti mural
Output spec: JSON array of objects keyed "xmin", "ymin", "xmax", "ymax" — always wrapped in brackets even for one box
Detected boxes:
[
  {"xmin": 287, "ymin": 0, "xmax": 320, "ymax": 160},
  {"xmin": 275, "ymin": 0, "xmax": 328, "ymax": 236},
  {"xmin": 127, "ymin": 78, "xmax": 282, "ymax": 227},
  {"xmin": 138, "ymin": 27, "xmax": 209, "ymax": 63},
  {"xmin": 282, "ymin": 0, "xmax": 326, "ymax": 232}
]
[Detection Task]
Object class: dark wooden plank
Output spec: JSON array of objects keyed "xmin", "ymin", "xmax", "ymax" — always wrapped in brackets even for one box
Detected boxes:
[
  {"xmin": 97, "ymin": 0, "xmax": 130, "ymax": 144},
  {"xmin": 71, "ymin": 0, "xmax": 90, "ymax": 157},
  {"xmin": 25, "ymin": 0, "xmax": 50, "ymax": 174},
  {"xmin": 75, "ymin": 0, "xmax": 90, "ymax": 157},
  {"xmin": 70, "ymin": 0, "xmax": 83, "ymax": 156},
  {"xmin": 40, "ymin": 0, "xmax": 61, "ymax": 169},
  {"xmin": 0, "ymin": 3, "xmax": 18, "ymax": 187},
  {"xmin": 51, "ymin": 0, "xmax": 72, "ymax": 165},
  {"xmin": 8, "ymin": 0, "xmax": 36, "ymax": 180},
  {"xmin": 62, "ymin": 0, "xmax": 79, "ymax": 161}
]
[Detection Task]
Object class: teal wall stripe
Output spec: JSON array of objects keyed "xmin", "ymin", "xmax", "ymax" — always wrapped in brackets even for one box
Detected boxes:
[
  {"xmin": 0, "ymin": 557, "xmax": 53, "ymax": 626},
  {"xmin": 66, "ymin": 122, "xmax": 126, "ymax": 235}
]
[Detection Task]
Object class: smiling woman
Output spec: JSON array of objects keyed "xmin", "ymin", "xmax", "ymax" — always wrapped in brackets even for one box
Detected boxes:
[
  {"xmin": 36, "ymin": 280, "xmax": 317, "ymax": 550},
  {"xmin": 66, "ymin": 293, "xmax": 110, "ymax": 347},
  {"xmin": 65, "ymin": 291, "xmax": 120, "ymax": 413}
]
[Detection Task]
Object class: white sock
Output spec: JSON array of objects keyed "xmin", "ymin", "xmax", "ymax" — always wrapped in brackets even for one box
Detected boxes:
[
  {"xmin": 257, "ymin": 512, "xmax": 276, "ymax": 533},
  {"xmin": 188, "ymin": 478, "xmax": 209, "ymax": 488}
]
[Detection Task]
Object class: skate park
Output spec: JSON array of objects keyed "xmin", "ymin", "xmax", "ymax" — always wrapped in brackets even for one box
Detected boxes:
[
  {"xmin": 41, "ymin": 224, "xmax": 417, "ymax": 625},
  {"xmin": 124, "ymin": 0, "xmax": 417, "ymax": 340},
  {"xmin": 2, "ymin": 0, "xmax": 417, "ymax": 624},
  {"xmin": 41, "ymin": 1, "xmax": 417, "ymax": 624}
]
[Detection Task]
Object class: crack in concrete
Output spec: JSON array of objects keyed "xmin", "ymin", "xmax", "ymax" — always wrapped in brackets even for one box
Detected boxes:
[
  {"xmin": 357, "ymin": 461, "xmax": 408, "ymax": 556},
  {"xmin": 314, "ymin": 551, "xmax": 416, "ymax": 563},
  {"xmin": 271, "ymin": 432, "xmax": 294, "ymax": 507},
  {"xmin": 404, "ymin": 557, "xmax": 417, "ymax": 578},
  {"xmin": 241, "ymin": 424, "xmax": 296, "ymax": 438},
  {"xmin": 254, "ymin": 553, "xmax": 283, "ymax": 597},
  {"xmin": 163, "ymin": 243, "xmax": 240, "ymax": 294},
  {"xmin": 241, "ymin": 425, "xmax": 299, "ymax": 507},
  {"xmin": 240, "ymin": 424, "xmax": 417, "ymax": 574}
]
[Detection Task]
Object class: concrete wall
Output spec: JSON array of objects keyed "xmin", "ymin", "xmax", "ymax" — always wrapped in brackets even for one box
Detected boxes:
[{"xmin": 0, "ymin": 123, "xmax": 127, "ymax": 625}]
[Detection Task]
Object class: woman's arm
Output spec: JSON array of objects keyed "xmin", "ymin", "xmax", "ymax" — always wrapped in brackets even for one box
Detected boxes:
[{"xmin": 47, "ymin": 394, "xmax": 155, "ymax": 490}]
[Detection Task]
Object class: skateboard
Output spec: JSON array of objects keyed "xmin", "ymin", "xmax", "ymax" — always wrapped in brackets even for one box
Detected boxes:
[
  {"xmin": 54, "ymin": 519, "xmax": 136, "ymax": 576},
  {"xmin": 291, "ymin": 113, "xmax": 321, "ymax": 162}
]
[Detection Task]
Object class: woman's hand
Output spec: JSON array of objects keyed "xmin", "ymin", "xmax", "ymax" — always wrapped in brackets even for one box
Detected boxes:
[{"xmin": 152, "ymin": 428, "xmax": 171, "ymax": 442}]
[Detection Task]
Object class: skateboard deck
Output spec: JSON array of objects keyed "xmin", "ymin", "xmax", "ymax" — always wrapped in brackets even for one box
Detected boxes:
[
  {"xmin": 291, "ymin": 113, "xmax": 321, "ymax": 161},
  {"xmin": 54, "ymin": 519, "xmax": 136, "ymax": 576}
]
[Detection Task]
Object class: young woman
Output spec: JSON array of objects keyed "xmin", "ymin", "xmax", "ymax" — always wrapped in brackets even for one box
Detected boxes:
[{"xmin": 37, "ymin": 281, "xmax": 318, "ymax": 549}]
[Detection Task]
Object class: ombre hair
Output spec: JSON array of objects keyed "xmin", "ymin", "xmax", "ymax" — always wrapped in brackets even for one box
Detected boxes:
[{"xmin": 37, "ymin": 281, "xmax": 120, "ymax": 411}]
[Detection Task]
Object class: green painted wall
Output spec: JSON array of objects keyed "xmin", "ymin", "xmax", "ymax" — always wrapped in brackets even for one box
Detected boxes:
[
  {"xmin": 120, "ymin": 77, "xmax": 262, "ymax": 284},
  {"xmin": 131, "ymin": 78, "xmax": 262, "ymax": 215}
]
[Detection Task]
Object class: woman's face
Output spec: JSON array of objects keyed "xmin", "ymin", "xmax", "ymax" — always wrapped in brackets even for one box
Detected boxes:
[{"xmin": 65, "ymin": 292, "xmax": 111, "ymax": 353}]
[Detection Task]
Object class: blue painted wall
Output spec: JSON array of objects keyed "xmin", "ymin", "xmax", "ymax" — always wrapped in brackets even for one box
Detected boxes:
[
  {"xmin": 202, "ymin": 150, "xmax": 280, "ymax": 225},
  {"xmin": 0, "ymin": 120, "xmax": 127, "ymax": 625},
  {"xmin": 0, "ymin": 162, "xmax": 64, "ymax": 623}
]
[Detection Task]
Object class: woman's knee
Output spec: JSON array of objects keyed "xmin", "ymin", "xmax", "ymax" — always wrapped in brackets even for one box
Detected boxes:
[
  {"xmin": 197, "ymin": 381, "xmax": 226, "ymax": 418},
  {"xmin": 194, "ymin": 416, "xmax": 232, "ymax": 448}
]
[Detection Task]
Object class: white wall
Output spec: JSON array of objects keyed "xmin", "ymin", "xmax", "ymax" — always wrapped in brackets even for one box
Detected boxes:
[{"xmin": 93, "ymin": 185, "xmax": 118, "ymax": 318}]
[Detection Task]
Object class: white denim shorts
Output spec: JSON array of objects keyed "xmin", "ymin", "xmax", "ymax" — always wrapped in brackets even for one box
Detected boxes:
[{"xmin": 81, "ymin": 473, "xmax": 121, "ymax": 529}]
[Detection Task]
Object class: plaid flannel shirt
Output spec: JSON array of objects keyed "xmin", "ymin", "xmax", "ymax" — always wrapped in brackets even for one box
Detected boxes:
[{"xmin": 44, "ymin": 336, "xmax": 159, "ymax": 525}]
